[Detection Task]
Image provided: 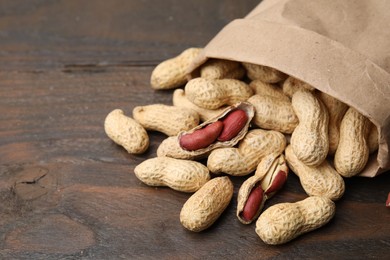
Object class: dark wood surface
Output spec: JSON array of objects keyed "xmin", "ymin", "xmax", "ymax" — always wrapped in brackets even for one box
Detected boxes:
[{"xmin": 0, "ymin": 1, "xmax": 389, "ymax": 259}]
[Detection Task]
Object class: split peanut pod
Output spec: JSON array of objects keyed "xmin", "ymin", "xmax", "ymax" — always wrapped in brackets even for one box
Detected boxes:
[
  {"xmin": 157, "ymin": 102, "xmax": 254, "ymax": 159},
  {"xmin": 133, "ymin": 104, "xmax": 199, "ymax": 136},
  {"xmin": 150, "ymin": 47, "xmax": 202, "ymax": 90},
  {"xmin": 237, "ymin": 154, "xmax": 289, "ymax": 224},
  {"xmin": 180, "ymin": 176, "xmax": 234, "ymax": 232},
  {"xmin": 285, "ymin": 145, "xmax": 345, "ymax": 201},
  {"xmin": 256, "ymin": 196, "xmax": 336, "ymax": 245},
  {"xmin": 134, "ymin": 157, "xmax": 210, "ymax": 193},
  {"xmin": 104, "ymin": 109, "xmax": 149, "ymax": 154},
  {"xmin": 207, "ymin": 129, "xmax": 286, "ymax": 176}
]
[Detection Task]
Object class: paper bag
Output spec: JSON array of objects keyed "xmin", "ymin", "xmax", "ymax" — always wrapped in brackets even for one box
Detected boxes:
[{"xmin": 189, "ymin": 0, "xmax": 390, "ymax": 177}]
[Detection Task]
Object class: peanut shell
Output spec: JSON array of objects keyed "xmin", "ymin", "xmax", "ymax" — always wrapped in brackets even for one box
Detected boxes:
[{"xmin": 180, "ymin": 176, "xmax": 234, "ymax": 232}]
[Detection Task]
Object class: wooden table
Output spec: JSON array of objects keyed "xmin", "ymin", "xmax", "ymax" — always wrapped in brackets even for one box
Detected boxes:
[{"xmin": 0, "ymin": 1, "xmax": 389, "ymax": 259}]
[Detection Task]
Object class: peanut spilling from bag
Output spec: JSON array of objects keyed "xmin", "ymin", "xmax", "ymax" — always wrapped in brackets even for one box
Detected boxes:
[
  {"xmin": 285, "ymin": 145, "xmax": 345, "ymax": 201},
  {"xmin": 256, "ymin": 196, "xmax": 335, "ymax": 245},
  {"xmin": 104, "ymin": 109, "xmax": 149, "ymax": 154},
  {"xmin": 290, "ymin": 90, "xmax": 329, "ymax": 166},
  {"xmin": 134, "ymin": 157, "xmax": 210, "ymax": 193},
  {"xmin": 334, "ymin": 107, "xmax": 371, "ymax": 177},
  {"xmin": 150, "ymin": 47, "xmax": 202, "ymax": 90},
  {"xmin": 184, "ymin": 78, "xmax": 253, "ymax": 109},
  {"xmin": 180, "ymin": 176, "xmax": 234, "ymax": 232}
]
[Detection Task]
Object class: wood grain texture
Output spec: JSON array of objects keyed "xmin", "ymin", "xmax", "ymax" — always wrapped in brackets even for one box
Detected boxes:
[{"xmin": 0, "ymin": 1, "xmax": 389, "ymax": 259}]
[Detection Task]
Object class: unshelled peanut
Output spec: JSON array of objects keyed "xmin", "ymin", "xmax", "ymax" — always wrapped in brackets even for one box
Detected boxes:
[
  {"xmin": 184, "ymin": 78, "xmax": 253, "ymax": 109},
  {"xmin": 242, "ymin": 62, "xmax": 287, "ymax": 83},
  {"xmin": 180, "ymin": 176, "xmax": 233, "ymax": 232},
  {"xmin": 150, "ymin": 47, "xmax": 202, "ymax": 90},
  {"xmin": 334, "ymin": 107, "xmax": 370, "ymax": 177},
  {"xmin": 256, "ymin": 196, "xmax": 335, "ymax": 245},
  {"xmin": 317, "ymin": 92, "xmax": 348, "ymax": 155},
  {"xmin": 133, "ymin": 104, "xmax": 199, "ymax": 136},
  {"xmin": 172, "ymin": 89, "xmax": 226, "ymax": 122},
  {"xmin": 282, "ymin": 76, "xmax": 315, "ymax": 98},
  {"xmin": 200, "ymin": 59, "xmax": 245, "ymax": 79},
  {"xmin": 134, "ymin": 157, "xmax": 210, "ymax": 193},
  {"xmin": 248, "ymin": 94, "xmax": 298, "ymax": 134},
  {"xmin": 290, "ymin": 90, "xmax": 329, "ymax": 166},
  {"xmin": 104, "ymin": 109, "xmax": 149, "ymax": 154},
  {"xmin": 207, "ymin": 129, "xmax": 286, "ymax": 176},
  {"xmin": 285, "ymin": 145, "xmax": 345, "ymax": 201}
]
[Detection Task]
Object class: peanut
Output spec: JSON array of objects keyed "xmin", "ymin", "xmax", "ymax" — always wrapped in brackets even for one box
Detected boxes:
[
  {"xmin": 207, "ymin": 129, "xmax": 286, "ymax": 176},
  {"xmin": 317, "ymin": 92, "xmax": 348, "ymax": 155},
  {"xmin": 133, "ymin": 104, "xmax": 199, "ymax": 136},
  {"xmin": 104, "ymin": 109, "xmax": 149, "ymax": 154},
  {"xmin": 180, "ymin": 121, "xmax": 224, "ymax": 151},
  {"xmin": 247, "ymin": 94, "xmax": 298, "ymax": 134},
  {"xmin": 159, "ymin": 102, "xmax": 254, "ymax": 159},
  {"xmin": 256, "ymin": 196, "xmax": 336, "ymax": 245},
  {"xmin": 217, "ymin": 109, "xmax": 248, "ymax": 141},
  {"xmin": 184, "ymin": 78, "xmax": 253, "ymax": 109},
  {"xmin": 237, "ymin": 154, "xmax": 288, "ymax": 224},
  {"xmin": 134, "ymin": 157, "xmax": 210, "ymax": 193},
  {"xmin": 249, "ymin": 79, "xmax": 290, "ymax": 101},
  {"xmin": 172, "ymin": 89, "xmax": 226, "ymax": 122},
  {"xmin": 180, "ymin": 176, "xmax": 234, "ymax": 232},
  {"xmin": 200, "ymin": 59, "xmax": 245, "ymax": 79},
  {"xmin": 334, "ymin": 107, "xmax": 370, "ymax": 177},
  {"xmin": 285, "ymin": 145, "xmax": 345, "ymax": 201},
  {"xmin": 282, "ymin": 76, "xmax": 316, "ymax": 98},
  {"xmin": 240, "ymin": 184, "xmax": 264, "ymax": 223},
  {"xmin": 150, "ymin": 47, "xmax": 202, "ymax": 90},
  {"xmin": 242, "ymin": 62, "xmax": 287, "ymax": 83},
  {"xmin": 291, "ymin": 90, "xmax": 329, "ymax": 166}
]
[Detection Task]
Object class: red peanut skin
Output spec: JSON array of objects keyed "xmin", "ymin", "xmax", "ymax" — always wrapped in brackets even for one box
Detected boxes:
[
  {"xmin": 241, "ymin": 185, "xmax": 264, "ymax": 222},
  {"xmin": 218, "ymin": 109, "xmax": 248, "ymax": 141},
  {"xmin": 180, "ymin": 121, "xmax": 224, "ymax": 151},
  {"xmin": 386, "ymin": 192, "xmax": 390, "ymax": 208},
  {"xmin": 265, "ymin": 170, "xmax": 288, "ymax": 196}
]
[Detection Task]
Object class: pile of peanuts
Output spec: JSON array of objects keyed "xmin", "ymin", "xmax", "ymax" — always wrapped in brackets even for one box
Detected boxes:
[{"xmin": 104, "ymin": 47, "xmax": 382, "ymax": 245}]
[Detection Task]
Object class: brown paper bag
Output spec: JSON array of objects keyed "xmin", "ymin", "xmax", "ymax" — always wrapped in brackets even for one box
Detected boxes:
[{"xmin": 189, "ymin": 0, "xmax": 390, "ymax": 177}]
